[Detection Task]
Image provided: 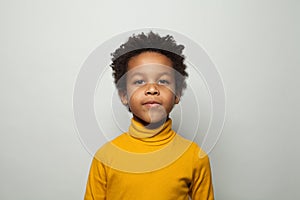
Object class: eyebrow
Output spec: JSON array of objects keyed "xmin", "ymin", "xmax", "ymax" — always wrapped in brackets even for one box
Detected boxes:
[{"xmin": 129, "ymin": 71, "xmax": 173, "ymax": 77}]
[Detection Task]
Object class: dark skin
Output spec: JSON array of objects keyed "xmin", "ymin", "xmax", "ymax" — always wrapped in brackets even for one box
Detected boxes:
[{"xmin": 119, "ymin": 52, "xmax": 180, "ymax": 129}]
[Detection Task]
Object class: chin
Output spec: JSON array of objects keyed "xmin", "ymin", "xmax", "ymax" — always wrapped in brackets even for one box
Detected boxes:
[
  {"xmin": 148, "ymin": 115, "xmax": 169, "ymax": 125},
  {"xmin": 134, "ymin": 111, "xmax": 169, "ymax": 127},
  {"xmin": 135, "ymin": 116, "xmax": 168, "ymax": 127}
]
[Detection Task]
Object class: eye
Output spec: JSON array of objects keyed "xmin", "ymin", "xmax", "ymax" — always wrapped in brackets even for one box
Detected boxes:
[
  {"xmin": 158, "ymin": 79, "xmax": 170, "ymax": 85},
  {"xmin": 133, "ymin": 80, "xmax": 145, "ymax": 85}
]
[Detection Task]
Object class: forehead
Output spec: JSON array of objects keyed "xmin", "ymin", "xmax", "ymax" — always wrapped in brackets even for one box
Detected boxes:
[
  {"xmin": 126, "ymin": 64, "xmax": 175, "ymax": 78},
  {"xmin": 127, "ymin": 51, "xmax": 173, "ymax": 71}
]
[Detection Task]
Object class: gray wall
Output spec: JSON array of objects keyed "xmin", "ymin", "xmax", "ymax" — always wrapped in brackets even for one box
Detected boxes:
[{"xmin": 1, "ymin": 0, "xmax": 299, "ymax": 199}]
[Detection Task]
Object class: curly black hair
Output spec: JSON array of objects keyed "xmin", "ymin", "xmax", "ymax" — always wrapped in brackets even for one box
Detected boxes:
[{"xmin": 110, "ymin": 31, "xmax": 188, "ymax": 96}]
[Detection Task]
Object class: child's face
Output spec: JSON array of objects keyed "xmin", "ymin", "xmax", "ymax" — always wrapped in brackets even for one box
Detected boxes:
[{"xmin": 119, "ymin": 52, "xmax": 180, "ymax": 126}]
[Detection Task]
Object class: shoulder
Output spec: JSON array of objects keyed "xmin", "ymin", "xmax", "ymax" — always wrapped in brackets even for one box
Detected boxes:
[
  {"xmin": 174, "ymin": 134, "xmax": 207, "ymax": 155},
  {"xmin": 173, "ymin": 133, "xmax": 209, "ymax": 164},
  {"xmin": 93, "ymin": 133, "xmax": 127, "ymax": 161},
  {"xmin": 110, "ymin": 132, "xmax": 128, "ymax": 144}
]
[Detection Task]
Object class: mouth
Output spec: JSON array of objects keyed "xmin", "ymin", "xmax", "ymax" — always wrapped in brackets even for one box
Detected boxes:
[{"xmin": 143, "ymin": 101, "xmax": 161, "ymax": 108}]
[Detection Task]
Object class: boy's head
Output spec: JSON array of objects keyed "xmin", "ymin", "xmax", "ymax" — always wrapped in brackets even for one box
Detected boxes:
[{"xmin": 110, "ymin": 31, "xmax": 188, "ymax": 126}]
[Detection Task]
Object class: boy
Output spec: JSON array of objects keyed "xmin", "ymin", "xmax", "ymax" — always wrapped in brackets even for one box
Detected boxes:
[{"xmin": 84, "ymin": 31, "xmax": 214, "ymax": 200}]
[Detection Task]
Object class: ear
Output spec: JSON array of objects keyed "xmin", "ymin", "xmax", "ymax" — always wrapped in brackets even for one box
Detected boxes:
[
  {"xmin": 118, "ymin": 90, "xmax": 128, "ymax": 105},
  {"xmin": 175, "ymin": 94, "xmax": 180, "ymax": 104}
]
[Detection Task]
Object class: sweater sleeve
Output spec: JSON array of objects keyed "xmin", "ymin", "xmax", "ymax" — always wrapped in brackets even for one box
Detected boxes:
[
  {"xmin": 84, "ymin": 157, "xmax": 107, "ymax": 200},
  {"xmin": 189, "ymin": 148, "xmax": 214, "ymax": 200}
]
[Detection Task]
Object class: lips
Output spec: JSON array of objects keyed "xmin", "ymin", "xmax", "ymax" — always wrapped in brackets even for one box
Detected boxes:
[{"xmin": 143, "ymin": 100, "xmax": 161, "ymax": 108}]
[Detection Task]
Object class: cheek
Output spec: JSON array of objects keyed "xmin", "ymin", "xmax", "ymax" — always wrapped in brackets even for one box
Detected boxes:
[
  {"xmin": 161, "ymin": 83, "xmax": 176, "ymax": 93},
  {"xmin": 161, "ymin": 87, "xmax": 176, "ymax": 97},
  {"xmin": 125, "ymin": 88, "xmax": 135, "ymax": 101},
  {"xmin": 127, "ymin": 88, "xmax": 142, "ymax": 103}
]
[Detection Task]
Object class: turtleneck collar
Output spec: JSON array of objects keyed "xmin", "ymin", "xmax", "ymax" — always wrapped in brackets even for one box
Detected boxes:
[{"xmin": 127, "ymin": 118, "xmax": 176, "ymax": 145}]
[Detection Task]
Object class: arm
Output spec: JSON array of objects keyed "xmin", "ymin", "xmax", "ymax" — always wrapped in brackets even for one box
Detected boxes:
[
  {"xmin": 189, "ymin": 149, "xmax": 214, "ymax": 200},
  {"xmin": 84, "ymin": 158, "xmax": 107, "ymax": 200}
]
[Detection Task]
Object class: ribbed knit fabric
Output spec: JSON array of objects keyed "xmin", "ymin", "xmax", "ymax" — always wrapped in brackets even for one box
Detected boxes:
[{"xmin": 84, "ymin": 118, "xmax": 214, "ymax": 200}]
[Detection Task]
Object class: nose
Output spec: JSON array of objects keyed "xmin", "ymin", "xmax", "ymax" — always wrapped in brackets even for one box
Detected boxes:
[{"xmin": 145, "ymin": 83, "xmax": 160, "ymax": 95}]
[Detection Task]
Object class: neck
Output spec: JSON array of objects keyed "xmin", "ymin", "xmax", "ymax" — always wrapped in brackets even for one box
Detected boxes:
[
  {"xmin": 128, "ymin": 117, "xmax": 174, "ymax": 140},
  {"xmin": 133, "ymin": 116, "xmax": 169, "ymax": 130}
]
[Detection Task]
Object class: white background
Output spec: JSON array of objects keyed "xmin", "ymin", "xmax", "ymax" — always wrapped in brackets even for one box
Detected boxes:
[{"xmin": 1, "ymin": 0, "xmax": 299, "ymax": 199}]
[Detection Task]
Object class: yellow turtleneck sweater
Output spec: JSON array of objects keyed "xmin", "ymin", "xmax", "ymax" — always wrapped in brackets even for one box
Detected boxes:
[{"xmin": 84, "ymin": 119, "xmax": 214, "ymax": 200}]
